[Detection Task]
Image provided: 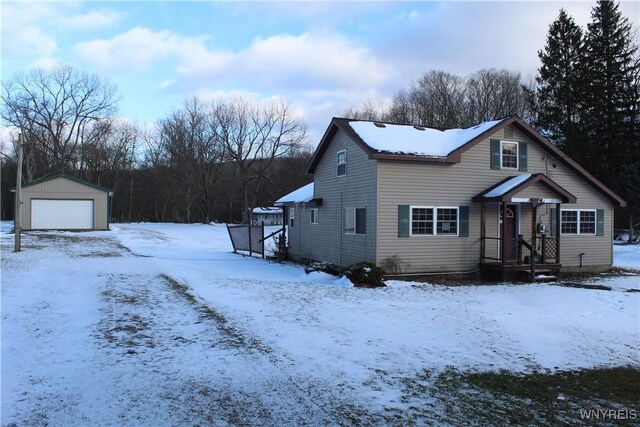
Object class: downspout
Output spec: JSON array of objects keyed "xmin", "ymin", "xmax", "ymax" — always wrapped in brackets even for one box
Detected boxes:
[{"xmin": 107, "ymin": 192, "xmax": 113, "ymax": 230}]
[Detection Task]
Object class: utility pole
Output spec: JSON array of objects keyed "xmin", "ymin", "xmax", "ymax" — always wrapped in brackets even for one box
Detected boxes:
[{"xmin": 14, "ymin": 133, "xmax": 23, "ymax": 252}]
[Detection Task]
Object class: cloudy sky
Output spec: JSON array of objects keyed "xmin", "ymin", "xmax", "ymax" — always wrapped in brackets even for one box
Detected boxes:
[{"xmin": 2, "ymin": 0, "xmax": 639, "ymax": 142}]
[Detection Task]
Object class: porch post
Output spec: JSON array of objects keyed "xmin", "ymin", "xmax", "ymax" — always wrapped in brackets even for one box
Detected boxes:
[
  {"xmin": 480, "ymin": 202, "xmax": 486, "ymax": 263},
  {"xmin": 531, "ymin": 203, "xmax": 537, "ymax": 282},
  {"xmin": 555, "ymin": 202, "xmax": 561, "ymax": 264},
  {"xmin": 501, "ymin": 201, "xmax": 506, "ymax": 267}
]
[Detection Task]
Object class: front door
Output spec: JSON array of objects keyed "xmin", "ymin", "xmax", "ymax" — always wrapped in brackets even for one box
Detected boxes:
[{"xmin": 499, "ymin": 204, "xmax": 518, "ymax": 261}]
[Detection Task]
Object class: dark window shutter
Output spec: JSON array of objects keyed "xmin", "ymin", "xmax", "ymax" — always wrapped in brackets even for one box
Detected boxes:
[
  {"xmin": 596, "ymin": 209, "xmax": 605, "ymax": 236},
  {"xmin": 398, "ymin": 205, "xmax": 410, "ymax": 238},
  {"xmin": 459, "ymin": 206, "xmax": 469, "ymax": 237},
  {"xmin": 518, "ymin": 141, "xmax": 528, "ymax": 171},
  {"xmin": 550, "ymin": 208, "xmax": 556, "ymax": 237},
  {"xmin": 490, "ymin": 139, "xmax": 501, "ymax": 170}
]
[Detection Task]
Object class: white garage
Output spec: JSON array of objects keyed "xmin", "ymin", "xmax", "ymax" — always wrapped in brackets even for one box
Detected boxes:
[
  {"xmin": 31, "ymin": 199, "xmax": 94, "ymax": 230},
  {"xmin": 17, "ymin": 173, "xmax": 112, "ymax": 231}
]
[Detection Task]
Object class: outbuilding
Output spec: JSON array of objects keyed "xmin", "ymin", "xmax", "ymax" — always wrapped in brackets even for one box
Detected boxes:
[
  {"xmin": 16, "ymin": 173, "xmax": 113, "ymax": 231},
  {"xmin": 251, "ymin": 207, "xmax": 283, "ymax": 225}
]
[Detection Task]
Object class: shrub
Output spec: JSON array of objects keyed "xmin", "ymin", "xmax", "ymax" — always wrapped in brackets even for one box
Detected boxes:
[
  {"xmin": 304, "ymin": 261, "xmax": 342, "ymax": 276},
  {"xmin": 274, "ymin": 232, "xmax": 288, "ymax": 262},
  {"xmin": 383, "ymin": 254, "xmax": 407, "ymax": 275},
  {"xmin": 346, "ymin": 262, "xmax": 385, "ymax": 287}
]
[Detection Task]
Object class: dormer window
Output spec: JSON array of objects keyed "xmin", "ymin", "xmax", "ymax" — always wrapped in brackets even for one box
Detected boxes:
[
  {"xmin": 491, "ymin": 139, "xmax": 527, "ymax": 171},
  {"xmin": 501, "ymin": 142, "xmax": 518, "ymax": 169},
  {"xmin": 337, "ymin": 150, "xmax": 347, "ymax": 177}
]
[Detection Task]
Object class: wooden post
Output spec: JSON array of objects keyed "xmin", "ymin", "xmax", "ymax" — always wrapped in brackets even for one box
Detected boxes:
[
  {"xmin": 14, "ymin": 133, "xmax": 23, "ymax": 252},
  {"xmin": 541, "ymin": 234, "xmax": 547, "ymax": 264},
  {"xmin": 261, "ymin": 222, "xmax": 265, "ymax": 259},
  {"xmin": 517, "ymin": 234, "xmax": 523, "ymax": 265},
  {"xmin": 248, "ymin": 224, "xmax": 252, "ymax": 257},
  {"xmin": 555, "ymin": 203, "xmax": 561, "ymax": 264},
  {"xmin": 531, "ymin": 203, "xmax": 537, "ymax": 282}
]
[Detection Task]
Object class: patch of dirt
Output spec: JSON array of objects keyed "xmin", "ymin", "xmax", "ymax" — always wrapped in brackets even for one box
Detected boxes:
[
  {"xmin": 97, "ymin": 275, "xmax": 156, "ymax": 350},
  {"xmin": 160, "ymin": 274, "xmax": 271, "ymax": 353},
  {"xmin": 551, "ymin": 282, "xmax": 613, "ymax": 291}
]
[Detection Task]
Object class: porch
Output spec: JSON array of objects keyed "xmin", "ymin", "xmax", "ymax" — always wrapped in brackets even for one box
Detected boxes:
[
  {"xmin": 473, "ymin": 174, "xmax": 577, "ymax": 281},
  {"xmin": 479, "ymin": 233, "xmax": 562, "ymax": 281}
]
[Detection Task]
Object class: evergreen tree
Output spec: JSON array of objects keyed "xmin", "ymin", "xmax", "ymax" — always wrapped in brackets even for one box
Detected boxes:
[
  {"xmin": 534, "ymin": 9, "xmax": 585, "ymax": 158},
  {"xmin": 581, "ymin": 0, "xmax": 639, "ymax": 188}
]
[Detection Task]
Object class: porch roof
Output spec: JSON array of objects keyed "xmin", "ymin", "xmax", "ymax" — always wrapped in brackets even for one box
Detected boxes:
[
  {"xmin": 472, "ymin": 173, "xmax": 577, "ymax": 203},
  {"xmin": 274, "ymin": 182, "xmax": 314, "ymax": 205}
]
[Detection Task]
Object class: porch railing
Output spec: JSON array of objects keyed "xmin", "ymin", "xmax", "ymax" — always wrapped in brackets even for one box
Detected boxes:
[{"xmin": 480, "ymin": 234, "xmax": 559, "ymax": 265}]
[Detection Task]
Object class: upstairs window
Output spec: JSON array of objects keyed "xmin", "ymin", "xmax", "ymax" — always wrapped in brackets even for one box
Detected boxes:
[
  {"xmin": 501, "ymin": 141, "xmax": 518, "ymax": 169},
  {"xmin": 337, "ymin": 150, "xmax": 347, "ymax": 177},
  {"xmin": 491, "ymin": 140, "xmax": 527, "ymax": 171}
]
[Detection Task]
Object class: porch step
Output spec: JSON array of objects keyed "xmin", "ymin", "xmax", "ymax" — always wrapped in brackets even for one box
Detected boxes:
[{"xmin": 534, "ymin": 274, "xmax": 557, "ymax": 282}]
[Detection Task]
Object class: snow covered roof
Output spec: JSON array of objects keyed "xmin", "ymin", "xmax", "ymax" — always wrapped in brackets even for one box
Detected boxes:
[
  {"xmin": 473, "ymin": 173, "xmax": 577, "ymax": 204},
  {"xmin": 274, "ymin": 183, "xmax": 314, "ymax": 205},
  {"xmin": 349, "ymin": 119, "xmax": 503, "ymax": 158},
  {"xmin": 483, "ymin": 174, "xmax": 532, "ymax": 197},
  {"xmin": 252, "ymin": 207, "xmax": 283, "ymax": 214}
]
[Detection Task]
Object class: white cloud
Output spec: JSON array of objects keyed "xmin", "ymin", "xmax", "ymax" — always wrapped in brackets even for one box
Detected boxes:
[
  {"xmin": 1, "ymin": 2, "xmax": 123, "ymax": 70},
  {"xmin": 75, "ymin": 27, "xmax": 391, "ymax": 93},
  {"xmin": 236, "ymin": 32, "xmax": 389, "ymax": 89},
  {"xmin": 74, "ymin": 26, "xmax": 213, "ymax": 73},
  {"xmin": 62, "ymin": 8, "xmax": 124, "ymax": 31},
  {"xmin": 1, "ymin": 3, "xmax": 58, "ymax": 57}
]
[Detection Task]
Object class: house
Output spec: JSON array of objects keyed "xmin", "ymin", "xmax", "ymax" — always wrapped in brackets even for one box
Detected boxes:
[
  {"xmin": 251, "ymin": 207, "xmax": 284, "ymax": 225},
  {"xmin": 275, "ymin": 116, "xmax": 625, "ymax": 280},
  {"xmin": 15, "ymin": 172, "xmax": 113, "ymax": 231}
]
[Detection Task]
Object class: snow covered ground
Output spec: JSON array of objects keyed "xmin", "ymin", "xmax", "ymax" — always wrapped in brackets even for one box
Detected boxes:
[{"xmin": 2, "ymin": 222, "xmax": 638, "ymax": 425}]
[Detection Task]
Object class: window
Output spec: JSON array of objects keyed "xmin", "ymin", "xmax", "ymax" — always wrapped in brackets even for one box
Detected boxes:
[
  {"xmin": 310, "ymin": 208, "xmax": 318, "ymax": 224},
  {"xmin": 501, "ymin": 141, "xmax": 518, "ymax": 169},
  {"xmin": 289, "ymin": 207, "xmax": 295, "ymax": 228},
  {"xmin": 410, "ymin": 207, "xmax": 458, "ymax": 236},
  {"xmin": 411, "ymin": 207, "xmax": 433, "ymax": 235},
  {"xmin": 561, "ymin": 209, "xmax": 596, "ymax": 235},
  {"xmin": 337, "ymin": 150, "xmax": 346, "ymax": 177},
  {"xmin": 580, "ymin": 210, "xmax": 596, "ymax": 234},
  {"xmin": 345, "ymin": 207, "xmax": 366, "ymax": 235},
  {"xmin": 437, "ymin": 208, "xmax": 458, "ymax": 235}
]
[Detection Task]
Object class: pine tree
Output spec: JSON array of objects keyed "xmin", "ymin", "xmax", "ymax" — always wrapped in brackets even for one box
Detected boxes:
[
  {"xmin": 581, "ymin": 0, "xmax": 640, "ymax": 188},
  {"xmin": 534, "ymin": 9, "xmax": 585, "ymax": 158}
]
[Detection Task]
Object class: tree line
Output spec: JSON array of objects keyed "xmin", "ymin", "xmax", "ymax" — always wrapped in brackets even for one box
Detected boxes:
[
  {"xmin": 1, "ymin": 66, "xmax": 312, "ymax": 223},
  {"xmin": 2, "ymin": 0, "xmax": 637, "ymax": 226},
  {"xmin": 345, "ymin": 0, "xmax": 639, "ymax": 226}
]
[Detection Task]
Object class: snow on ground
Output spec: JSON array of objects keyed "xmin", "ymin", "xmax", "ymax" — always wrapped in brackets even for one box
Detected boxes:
[
  {"xmin": 613, "ymin": 242, "xmax": 640, "ymax": 271},
  {"xmin": 2, "ymin": 222, "xmax": 638, "ymax": 425}
]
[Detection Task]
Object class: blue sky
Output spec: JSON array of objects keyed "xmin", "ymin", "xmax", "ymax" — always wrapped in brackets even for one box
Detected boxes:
[{"xmin": 2, "ymin": 1, "xmax": 639, "ymax": 143}]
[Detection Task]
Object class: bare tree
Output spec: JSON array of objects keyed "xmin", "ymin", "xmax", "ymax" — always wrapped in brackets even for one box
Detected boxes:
[
  {"xmin": 1, "ymin": 65, "xmax": 119, "ymax": 179},
  {"xmin": 210, "ymin": 97, "xmax": 307, "ymax": 222},
  {"xmin": 152, "ymin": 97, "xmax": 227, "ymax": 223},
  {"xmin": 346, "ymin": 68, "xmax": 533, "ymax": 128},
  {"xmin": 466, "ymin": 68, "xmax": 531, "ymax": 124}
]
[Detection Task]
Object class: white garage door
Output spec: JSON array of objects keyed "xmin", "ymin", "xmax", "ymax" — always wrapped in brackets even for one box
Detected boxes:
[{"xmin": 31, "ymin": 199, "xmax": 94, "ymax": 230}]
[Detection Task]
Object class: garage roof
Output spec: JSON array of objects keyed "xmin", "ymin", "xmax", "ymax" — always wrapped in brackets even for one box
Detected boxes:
[{"xmin": 19, "ymin": 172, "xmax": 113, "ymax": 193}]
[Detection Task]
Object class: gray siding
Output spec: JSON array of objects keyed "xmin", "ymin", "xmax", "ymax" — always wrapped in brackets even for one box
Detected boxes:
[
  {"xmin": 376, "ymin": 125, "xmax": 614, "ymax": 272},
  {"xmin": 20, "ymin": 177, "xmax": 110, "ymax": 230},
  {"xmin": 291, "ymin": 129, "xmax": 377, "ymax": 267}
]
